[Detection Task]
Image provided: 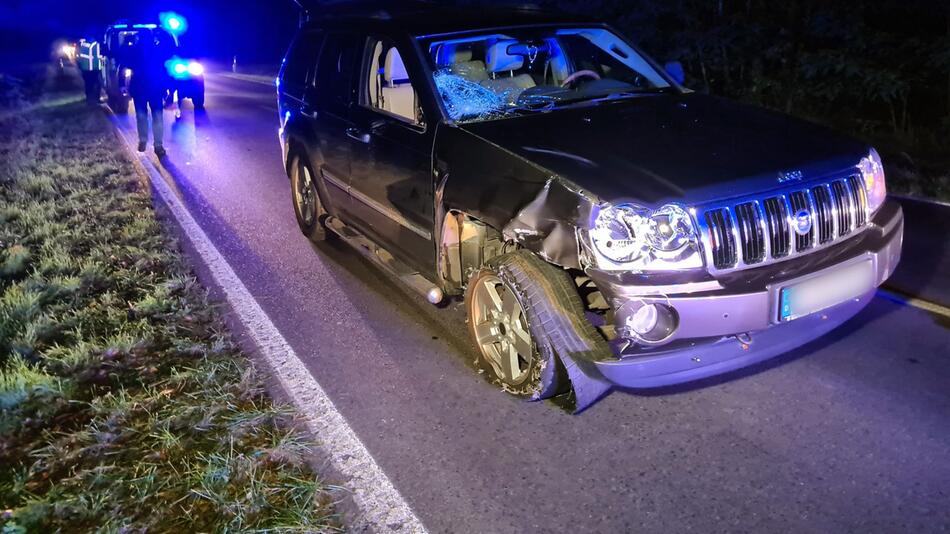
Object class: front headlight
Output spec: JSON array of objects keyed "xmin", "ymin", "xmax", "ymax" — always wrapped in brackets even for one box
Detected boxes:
[
  {"xmin": 858, "ymin": 148, "xmax": 886, "ymax": 215},
  {"xmin": 583, "ymin": 202, "xmax": 704, "ymax": 271}
]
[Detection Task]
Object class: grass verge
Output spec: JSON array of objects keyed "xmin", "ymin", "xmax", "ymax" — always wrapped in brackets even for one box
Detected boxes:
[{"xmin": 0, "ymin": 68, "xmax": 341, "ymax": 532}]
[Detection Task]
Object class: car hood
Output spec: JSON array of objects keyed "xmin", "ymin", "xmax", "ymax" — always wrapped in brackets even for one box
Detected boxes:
[{"xmin": 457, "ymin": 93, "xmax": 868, "ymax": 205}]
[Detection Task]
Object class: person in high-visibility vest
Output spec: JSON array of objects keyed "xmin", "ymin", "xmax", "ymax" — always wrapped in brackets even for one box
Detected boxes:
[{"xmin": 77, "ymin": 39, "xmax": 102, "ymax": 105}]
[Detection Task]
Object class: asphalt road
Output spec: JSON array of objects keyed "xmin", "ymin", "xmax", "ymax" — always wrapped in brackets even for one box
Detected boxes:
[{"xmin": 112, "ymin": 72, "xmax": 950, "ymax": 533}]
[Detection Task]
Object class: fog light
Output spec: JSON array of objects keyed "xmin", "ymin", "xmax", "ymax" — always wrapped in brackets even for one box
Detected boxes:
[
  {"xmin": 622, "ymin": 301, "xmax": 678, "ymax": 344},
  {"xmin": 628, "ymin": 304, "xmax": 659, "ymax": 336}
]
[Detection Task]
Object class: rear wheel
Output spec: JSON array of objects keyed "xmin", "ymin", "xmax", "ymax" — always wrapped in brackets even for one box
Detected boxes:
[
  {"xmin": 466, "ymin": 251, "xmax": 576, "ymax": 399},
  {"xmin": 290, "ymin": 155, "xmax": 327, "ymax": 242}
]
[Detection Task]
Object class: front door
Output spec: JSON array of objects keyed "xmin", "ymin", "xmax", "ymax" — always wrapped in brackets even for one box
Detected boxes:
[{"xmin": 347, "ymin": 36, "xmax": 435, "ymax": 274}]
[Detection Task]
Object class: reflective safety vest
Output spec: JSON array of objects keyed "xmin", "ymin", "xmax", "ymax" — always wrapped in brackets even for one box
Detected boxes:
[{"xmin": 78, "ymin": 41, "xmax": 102, "ymax": 71}]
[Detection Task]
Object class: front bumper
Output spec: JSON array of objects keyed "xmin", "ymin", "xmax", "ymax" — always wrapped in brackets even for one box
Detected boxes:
[{"xmin": 589, "ymin": 199, "xmax": 903, "ymax": 389}]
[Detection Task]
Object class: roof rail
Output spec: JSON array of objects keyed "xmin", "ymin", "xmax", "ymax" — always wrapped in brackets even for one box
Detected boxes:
[
  {"xmin": 294, "ymin": 0, "xmax": 551, "ymax": 27},
  {"xmin": 299, "ymin": 0, "xmax": 487, "ymax": 21}
]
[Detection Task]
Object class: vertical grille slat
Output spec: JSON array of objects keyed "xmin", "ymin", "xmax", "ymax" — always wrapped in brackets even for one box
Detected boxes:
[
  {"xmin": 763, "ymin": 197, "xmax": 791, "ymax": 258},
  {"xmin": 847, "ymin": 175, "xmax": 868, "ymax": 227},
  {"xmin": 830, "ymin": 180, "xmax": 853, "ymax": 236},
  {"xmin": 704, "ymin": 208, "xmax": 737, "ymax": 269},
  {"xmin": 734, "ymin": 202, "xmax": 766, "ymax": 264},
  {"xmin": 810, "ymin": 185, "xmax": 835, "ymax": 244}
]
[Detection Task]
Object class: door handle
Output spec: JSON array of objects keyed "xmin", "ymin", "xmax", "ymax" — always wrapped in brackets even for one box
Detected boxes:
[{"xmin": 346, "ymin": 127, "xmax": 371, "ymax": 144}]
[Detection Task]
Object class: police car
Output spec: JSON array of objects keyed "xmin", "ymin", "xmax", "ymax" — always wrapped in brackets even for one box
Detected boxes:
[{"xmin": 101, "ymin": 20, "xmax": 205, "ymax": 112}]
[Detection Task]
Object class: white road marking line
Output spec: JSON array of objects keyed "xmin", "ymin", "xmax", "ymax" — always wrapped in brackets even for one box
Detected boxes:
[{"xmin": 106, "ymin": 114, "xmax": 428, "ymax": 534}]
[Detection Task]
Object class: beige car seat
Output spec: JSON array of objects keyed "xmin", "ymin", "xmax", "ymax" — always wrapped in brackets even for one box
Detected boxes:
[
  {"xmin": 480, "ymin": 40, "xmax": 536, "ymax": 104},
  {"xmin": 436, "ymin": 45, "xmax": 488, "ymax": 82},
  {"xmin": 381, "ymin": 47, "xmax": 417, "ymax": 122}
]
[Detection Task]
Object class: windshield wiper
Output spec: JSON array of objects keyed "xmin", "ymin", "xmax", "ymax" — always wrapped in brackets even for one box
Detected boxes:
[
  {"xmin": 551, "ymin": 87, "xmax": 675, "ymax": 108},
  {"xmin": 504, "ymin": 97, "xmax": 558, "ymax": 115}
]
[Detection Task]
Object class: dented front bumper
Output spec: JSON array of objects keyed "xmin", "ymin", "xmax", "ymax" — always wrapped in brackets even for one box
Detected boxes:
[{"xmin": 586, "ymin": 199, "xmax": 904, "ymax": 389}]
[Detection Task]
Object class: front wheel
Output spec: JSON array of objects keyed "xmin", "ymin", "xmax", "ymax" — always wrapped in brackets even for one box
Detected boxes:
[
  {"xmin": 466, "ymin": 251, "xmax": 577, "ymax": 399},
  {"xmin": 290, "ymin": 155, "xmax": 327, "ymax": 242}
]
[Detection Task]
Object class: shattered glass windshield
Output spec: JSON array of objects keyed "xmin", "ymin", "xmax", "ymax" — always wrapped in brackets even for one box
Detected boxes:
[{"xmin": 420, "ymin": 27, "xmax": 672, "ymax": 123}]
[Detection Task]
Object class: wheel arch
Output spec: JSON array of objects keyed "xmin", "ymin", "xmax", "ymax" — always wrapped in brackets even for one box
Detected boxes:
[{"xmin": 437, "ymin": 210, "xmax": 509, "ymax": 296}]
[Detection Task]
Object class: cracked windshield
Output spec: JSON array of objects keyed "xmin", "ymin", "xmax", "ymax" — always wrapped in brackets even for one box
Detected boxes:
[{"xmin": 422, "ymin": 27, "xmax": 672, "ymax": 122}]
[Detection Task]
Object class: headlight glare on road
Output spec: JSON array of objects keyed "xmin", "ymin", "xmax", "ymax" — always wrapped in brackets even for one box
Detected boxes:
[
  {"xmin": 858, "ymin": 148, "xmax": 887, "ymax": 215},
  {"xmin": 585, "ymin": 202, "xmax": 704, "ymax": 272}
]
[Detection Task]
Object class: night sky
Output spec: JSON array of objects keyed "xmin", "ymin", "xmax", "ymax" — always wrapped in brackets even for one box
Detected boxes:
[{"xmin": 2, "ymin": 0, "xmax": 300, "ymax": 64}]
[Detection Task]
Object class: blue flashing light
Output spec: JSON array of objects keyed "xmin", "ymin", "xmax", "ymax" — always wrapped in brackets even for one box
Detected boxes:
[
  {"xmin": 112, "ymin": 24, "xmax": 129, "ymax": 29},
  {"xmin": 159, "ymin": 11, "xmax": 188, "ymax": 36},
  {"xmin": 132, "ymin": 24, "xmax": 158, "ymax": 29}
]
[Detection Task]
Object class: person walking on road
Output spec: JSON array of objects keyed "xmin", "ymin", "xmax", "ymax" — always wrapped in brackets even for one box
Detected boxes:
[
  {"xmin": 76, "ymin": 38, "xmax": 102, "ymax": 105},
  {"xmin": 128, "ymin": 30, "xmax": 174, "ymax": 157}
]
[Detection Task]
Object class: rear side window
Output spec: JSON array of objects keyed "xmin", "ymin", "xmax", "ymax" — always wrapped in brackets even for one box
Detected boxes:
[
  {"xmin": 312, "ymin": 33, "xmax": 362, "ymax": 110},
  {"xmin": 281, "ymin": 31, "xmax": 323, "ymax": 88}
]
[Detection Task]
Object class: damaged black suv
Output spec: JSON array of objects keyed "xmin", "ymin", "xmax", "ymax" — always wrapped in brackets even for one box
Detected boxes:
[{"xmin": 278, "ymin": 3, "xmax": 903, "ymax": 409}]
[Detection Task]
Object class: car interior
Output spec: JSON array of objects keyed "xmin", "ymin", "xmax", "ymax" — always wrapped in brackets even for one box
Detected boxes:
[
  {"xmin": 367, "ymin": 39, "xmax": 422, "ymax": 124},
  {"xmin": 426, "ymin": 29, "xmax": 670, "ymax": 120}
]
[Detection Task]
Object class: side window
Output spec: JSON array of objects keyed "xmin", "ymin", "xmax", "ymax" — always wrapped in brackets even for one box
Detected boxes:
[
  {"xmin": 313, "ymin": 33, "xmax": 361, "ymax": 110},
  {"xmin": 281, "ymin": 31, "xmax": 323, "ymax": 92},
  {"xmin": 364, "ymin": 38, "xmax": 423, "ymax": 125}
]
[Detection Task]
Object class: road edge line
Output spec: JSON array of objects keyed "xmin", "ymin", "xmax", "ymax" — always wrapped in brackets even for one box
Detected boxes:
[
  {"xmin": 104, "ymin": 110, "xmax": 429, "ymax": 534},
  {"xmin": 892, "ymin": 194, "xmax": 950, "ymax": 209},
  {"xmin": 878, "ymin": 289, "xmax": 950, "ymax": 319}
]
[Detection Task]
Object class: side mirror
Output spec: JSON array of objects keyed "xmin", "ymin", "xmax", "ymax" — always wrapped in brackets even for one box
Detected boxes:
[{"xmin": 664, "ymin": 61, "xmax": 685, "ymax": 85}]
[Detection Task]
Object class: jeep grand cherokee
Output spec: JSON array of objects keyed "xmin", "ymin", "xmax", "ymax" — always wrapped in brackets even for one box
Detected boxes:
[{"xmin": 277, "ymin": 3, "xmax": 903, "ymax": 410}]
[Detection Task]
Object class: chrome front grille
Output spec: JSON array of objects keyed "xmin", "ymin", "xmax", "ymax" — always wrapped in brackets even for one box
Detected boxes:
[
  {"xmin": 700, "ymin": 174, "xmax": 870, "ymax": 272},
  {"xmin": 811, "ymin": 185, "xmax": 835, "ymax": 244}
]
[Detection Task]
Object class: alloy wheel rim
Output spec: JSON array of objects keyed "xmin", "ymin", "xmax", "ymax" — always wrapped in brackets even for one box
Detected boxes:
[
  {"xmin": 471, "ymin": 274, "xmax": 534, "ymax": 385},
  {"xmin": 295, "ymin": 164, "xmax": 316, "ymax": 226}
]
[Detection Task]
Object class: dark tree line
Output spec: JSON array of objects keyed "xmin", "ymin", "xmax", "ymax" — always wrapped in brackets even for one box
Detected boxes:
[{"xmin": 537, "ymin": 0, "xmax": 950, "ymax": 161}]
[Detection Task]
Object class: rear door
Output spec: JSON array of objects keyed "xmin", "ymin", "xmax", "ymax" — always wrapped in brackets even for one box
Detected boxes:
[{"xmin": 304, "ymin": 32, "xmax": 362, "ymax": 221}]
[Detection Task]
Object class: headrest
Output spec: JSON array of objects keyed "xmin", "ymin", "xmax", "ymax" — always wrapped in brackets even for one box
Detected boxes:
[
  {"xmin": 452, "ymin": 60, "xmax": 488, "ymax": 81},
  {"xmin": 435, "ymin": 44, "xmax": 473, "ymax": 66},
  {"xmin": 384, "ymin": 47, "xmax": 409, "ymax": 84},
  {"xmin": 485, "ymin": 40, "xmax": 523, "ymax": 73}
]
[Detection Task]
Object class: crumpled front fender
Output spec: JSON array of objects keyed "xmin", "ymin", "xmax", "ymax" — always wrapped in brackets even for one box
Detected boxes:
[{"xmin": 501, "ymin": 178, "xmax": 598, "ymax": 270}]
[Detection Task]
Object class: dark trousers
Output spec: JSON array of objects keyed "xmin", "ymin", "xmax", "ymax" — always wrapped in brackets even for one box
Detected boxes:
[
  {"xmin": 133, "ymin": 94, "xmax": 165, "ymax": 148},
  {"xmin": 80, "ymin": 70, "xmax": 101, "ymax": 104}
]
